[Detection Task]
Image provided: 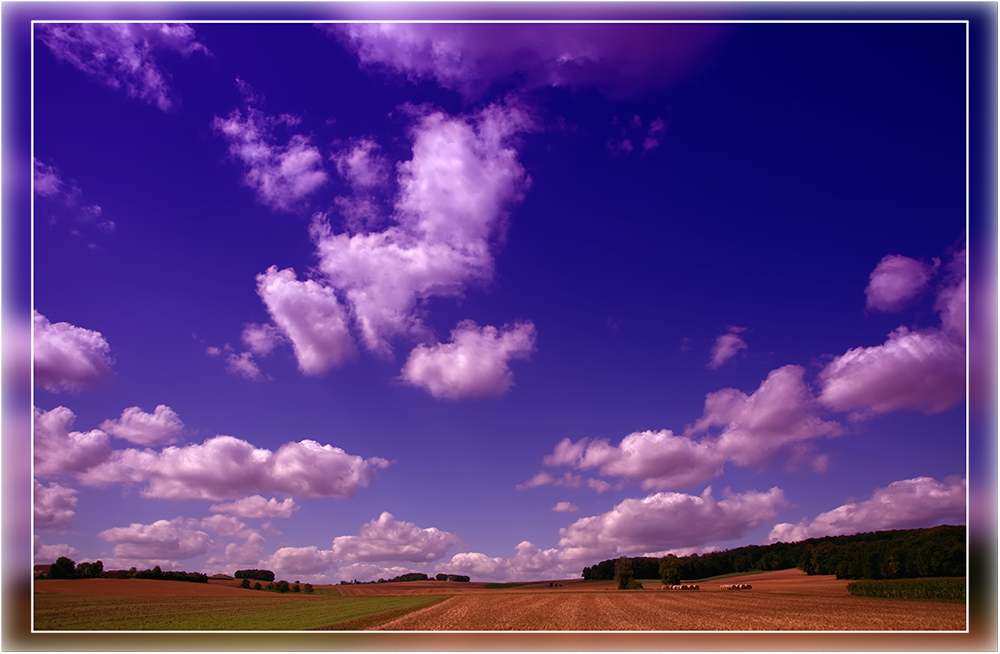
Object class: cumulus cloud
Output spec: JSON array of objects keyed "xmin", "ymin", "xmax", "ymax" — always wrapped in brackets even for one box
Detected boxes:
[
  {"xmin": 552, "ymin": 502, "xmax": 578, "ymax": 513},
  {"xmin": 331, "ymin": 512, "xmax": 460, "ymax": 563},
  {"xmin": 707, "ymin": 326, "xmax": 748, "ymax": 370},
  {"xmin": 333, "ymin": 138, "xmax": 390, "ymax": 190},
  {"xmin": 209, "ymin": 495, "xmax": 299, "ymax": 519},
  {"xmin": 310, "ymin": 102, "xmax": 533, "ymax": 355},
  {"xmin": 330, "ymin": 23, "xmax": 723, "ymax": 99},
  {"xmin": 256, "ymin": 266, "xmax": 356, "ymax": 375},
  {"xmin": 864, "ymin": 254, "xmax": 938, "ymax": 312},
  {"xmin": 36, "ymin": 22, "xmax": 208, "ymax": 111},
  {"xmin": 767, "ymin": 476, "xmax": 966, "ymax": 543},
  {"xmin": 34, "ymin": 406, "xmax": 112, "ymax": 479},
  {"xmin": 213, "ymin": 80, "xmax": 327, "ymax": 212},
  {"xmin": 34, "ymin": 535, "xmax": 79, "ymax": 563},
  {"xmin": 34, "ymin": 480, "xmax": 78, "ymax": 530},
  {"xmin": 267, "ymin": 545, "xmax": 336, "ymax": 576},
  {"xmin": 225, "ymin": 350, "xmax": 266, "ymax": 381},
  {"xmin": 80, "ymin": 435, "xmax": 389, "ymax": 502},
  {"xmin": 558, "ymin": 486, "xmax": 790, "ymax": 561},
  {"xmin": 819, "ymin": 249, "xmax": 966, "ymax": 418},
  {"xmin": 99, "ymin": 405, "xmax": 184, "ymax": 446},
  {"xmin": 33, "ymin": 311, "xmax": 113, "ymax": 392},
  {"xmin": 98, "ymin": 517, "xmax": 213, "ymax": 561},
  {"xmin": 400, "ymin": 320, "xmax": 536, "ymax": 400},
  {"xmin": 515, "ymin": 470, "xmax": 618, "ymax": 493}
]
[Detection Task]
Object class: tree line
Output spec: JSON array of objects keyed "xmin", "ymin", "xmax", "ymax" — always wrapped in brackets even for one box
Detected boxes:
[{"xmin": 582, "ymin": 525, "xmax": 965, "ymax": 583}]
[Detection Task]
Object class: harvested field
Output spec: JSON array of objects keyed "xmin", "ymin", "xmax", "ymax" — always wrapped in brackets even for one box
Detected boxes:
[{"xmin": 35, "ymin": 579, "xmax": 260, "ymax": 598}]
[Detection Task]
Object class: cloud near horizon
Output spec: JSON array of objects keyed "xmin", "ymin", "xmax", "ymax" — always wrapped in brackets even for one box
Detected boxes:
[
  {"xmin": 767, "ymin": 475, "xmax": 966, "ymax": 543},
  {"xmin": 37, "ymin": 22, "xmax": 208, "ymax": 111}
]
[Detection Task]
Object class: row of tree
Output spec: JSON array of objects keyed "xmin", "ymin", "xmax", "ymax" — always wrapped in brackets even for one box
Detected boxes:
[
  {"xmin": 134, "ymin": 566, "xmax": 208, "ymax": 583},
  {"xmin": 340, "ymin": 572, "xmax": 472, "ymax": 585},
  {"xmin": 582, "ymin": 525, "xmax": 965, "ymax": 583},
  {"xmin": 239, "ymin": 578, "xmax": 313, "ymax": 593},
  {"xmin": 234, "ymin": 569, "xmax": 275, "ymax": 582},
  {"xmin": 46, "ymin": 557, "xmax": 104, "ymax": 579}
]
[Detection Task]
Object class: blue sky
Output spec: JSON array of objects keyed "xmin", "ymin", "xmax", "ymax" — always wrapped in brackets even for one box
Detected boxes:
[{"xmin": 26, "ymin": 15, "xmax": 976, "ymax": 584}]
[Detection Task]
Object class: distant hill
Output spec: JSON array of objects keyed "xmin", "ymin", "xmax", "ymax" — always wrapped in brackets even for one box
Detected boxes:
[{"xmin": 582, "ymin": 524, "xmax": 965, "ymax": 582}]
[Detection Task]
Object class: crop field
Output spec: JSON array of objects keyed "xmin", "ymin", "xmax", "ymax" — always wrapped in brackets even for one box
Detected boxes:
[
  {"xmin": 33, "ymin": 580, "xmax": 445, "ymax": 630},
  {"xmin": 32, "ymin": 570, "xmax": 966, "ymax": 631}
]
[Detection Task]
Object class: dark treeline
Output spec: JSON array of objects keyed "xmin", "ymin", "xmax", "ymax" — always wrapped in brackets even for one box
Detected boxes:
[
  {"xmin": 235, "ymin": 569, "xmax": 275, "ymax": 582},
  {"xmin": 341, "ymin": 572, "xmax": 472, "ymax": 585},
  {"xmin": 582, "ymin": 525, "xmax": 965, "ymax": 582},
  {"xmin": 134, "ymin": 566, "xmax": 208, "ymax": 583}
]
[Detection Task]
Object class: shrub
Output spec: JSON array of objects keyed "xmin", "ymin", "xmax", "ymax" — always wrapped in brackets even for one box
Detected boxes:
[
  {"xmin": 303, "ymin": 583, "xmax": 314, "ymax": 593},
  {"xmin": 239, "ymin": 578, "xmax": 251, "ymax": 589}
]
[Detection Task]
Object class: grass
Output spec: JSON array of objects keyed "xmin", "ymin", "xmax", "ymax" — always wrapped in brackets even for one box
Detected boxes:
[
  {"xmin": 684, "ymin": 570, "xmax": 765, "ymax": 583},
  {"xmin": 484, "ymin": 582, "xmax": 528, "ymax": 589},
  {"xmin": 846, "ymin": 577, "xmax": 965, "ymax": 602},
  {"xmin": 33, "ymin": 593, "xmax": 447, "ymax": 630}
]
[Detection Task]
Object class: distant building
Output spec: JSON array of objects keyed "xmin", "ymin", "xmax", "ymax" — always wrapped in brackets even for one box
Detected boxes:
[{"xmin": 33, "ymin": 564, "xmax": 51, "ymax": 578}]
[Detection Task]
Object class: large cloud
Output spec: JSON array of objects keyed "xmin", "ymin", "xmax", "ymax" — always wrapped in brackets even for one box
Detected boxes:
[
  {"xmin": 400, "ymin": 320, "xmax": 536, "ymax": 400},
  {"xmin": 557, "ymin": 486, "xmax": 790, "ymax": 561},
  {"xmin": 33, "ymin": 311, "xmax": 113, "ymax": 393},
  {"xmin": 331, "ymin": 512, "xmax": 460, "ymax": 563},
  {"xmin": 213, "ymin": 80, "xmax": 327, "ymax": 212},
  {"xmin": 99, "ymin": 405, "xmax": 184, "ymax": 446},
  {"xmin": 34, "ymin": 535, "xmax": 78, "ymax": 563},
  {"xmin": 310, "ymin": 102, "xmax": 533, "ymax": 355},
  {"xmin": 36, "ymin": 23, "xmax": 208, "ymax": 111},
  {"xmin": 98, "ymin": 518, "xmax": 213, "ymax": 562},
  {"xmin": 34, "ymin": 480, "xmax": 78, "ymax": 530},
  {"xmin": 864, "ymin": 254, "xmax": 937, "ymax": 312},
  {"xmin": 819, "ymin": 248, "xmax": 966, "ymax": 418},
  {"xmin": 255, "ymin": 266, "xmax": 356, "ymax": 375},
  {"xmin": 34, "ymin": 406, "xmax": 112, "ymax": 479},
  {"xmin": 329, "ymin": 23, "xmax": 724, "ymax": 99},
  {"xmin": 767, "ymin": 476, "xmax": 966, "ymax": 543},
  {"xmin": 79, "ymin": 435, "xmax": 389, "ymax": 502}
]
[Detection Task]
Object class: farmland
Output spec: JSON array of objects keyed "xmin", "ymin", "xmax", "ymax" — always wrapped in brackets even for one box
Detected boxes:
[{"xmin": 32, "ymin": 569, "xmax": 966, "ymax": 631}]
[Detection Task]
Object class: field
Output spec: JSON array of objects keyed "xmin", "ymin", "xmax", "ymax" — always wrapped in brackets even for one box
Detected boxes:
[{"xmin": 32, "ymin": 569, "xmax": 966, "ymax": 631}]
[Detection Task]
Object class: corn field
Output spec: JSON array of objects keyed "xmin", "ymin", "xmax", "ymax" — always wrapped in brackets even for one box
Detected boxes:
[{"xmin": 846, "ymin": 577, "xmax": 965, "ymax": 601}]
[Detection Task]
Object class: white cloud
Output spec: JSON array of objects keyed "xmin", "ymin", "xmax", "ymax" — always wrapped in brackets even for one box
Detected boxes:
[
  {"xmin": 213, "ymin": 81, "xmax": 327, "ymax": 212},
  {"xmin": 33, "ymin": 311, "xmax": 113, "ymax": 392},
  {"xmin": 33, "ymin": 159, "xmax": 108, "ymax": 231},
  {"xmin": 78, "ymin": 434, "xmax": 390, "ymax": 502},
  {"xmin": 331, "ymin": 512, "xmax": 460, "ymax": 563},
  {"xmin": 707, "ymin": 326, "xmax": 748, "ymax": 370},
  {"xmin": 34, "ymin": 535, "xmax": 79, "ymax": 563},
  {"xmin": 256, "ymin": 266, "xmax": 356, "ymax": 375},
  {"xmin": 333, "ymin": 138, "xmax": 390, "ymax": 190},
  {"xmin": 34, "ymin": 406, "xmax": 112, "ymax": 479},
  {"xmin": 767, "ymin": 476, "xmax": 966, "ymax": 543},
  {"xmin": 225, "ymin": 350, "xmax": 266, "ymax": 381},
  {"xmin": 515, "ymin": 470, "xmax": 619, "ymax": 493},
  {"xmin": 310, "ymin": 102, "xmax": 533, "ymax": 355},
  {"xmin": 99, "ymin": 405, "xmax": 184, "ymax": 446},
  {"xmin": 98, "ymin": 518, "xmax": 214, "ymax": 562},
  {"xmin": 266, "ymin": 545, "xmax": 336, "ymax": 577},
  {"xmin": 557, "ymin": 486, "xmax": 790, "ymax": 561},
  {"xmin": 864, "ymin": 254, "xmax": 937, "ymax": 312},
  {"xmin": 209, "ymin": 495, "xmax": 299, "ymax": 519},
  {"xmin": 400, "ymin": 320, "xmax": 536, "ymax": 400},
  {"xmin": 552, "ymin": 502, "xmax": 578, "ymax": 513},
  {"xmin": 34, "ymin": 480, "xmax": 78, "ymax": 530},
  {"xmin": 37, "ymin": 23, "xmax": 208, "ymax": 111},
  {"xmin": 240, "ymin": 322, "xmax": 285, "ymax": 357}
]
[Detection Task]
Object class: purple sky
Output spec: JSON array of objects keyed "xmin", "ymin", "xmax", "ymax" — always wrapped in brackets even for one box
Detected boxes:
[{"xmin": 25, "ymin": 14, "xmax": 978, "ymax": 585}]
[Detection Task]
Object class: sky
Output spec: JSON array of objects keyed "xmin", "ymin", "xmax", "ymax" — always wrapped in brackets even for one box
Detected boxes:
[{"xmin": 26, "ymin": 16, "xmax": 975, "ymax": 585}]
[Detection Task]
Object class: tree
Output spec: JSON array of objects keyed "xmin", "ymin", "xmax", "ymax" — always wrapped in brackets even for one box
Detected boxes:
[
  {"xmin": 239, "ymin": 578, "xmax": 251, "ymax": 589},
  {"xmin": 292, "ymin": 583, "xmax": 300, "ymax": 593},
  {"xmin": 48, "ymin": 557, "xmax": 76, "ymax": 579},
  {"xmin": 659, "ymin": 555, "xmax": 681, "ymax": 586},
  {"xmin": 303, "ymin": 583, "xmax": 314, "ymax": 594},
  {"xmin": 253, "ymin": 582, "xmax": 262, "ymax": 590},
  {"xmin": 614, "ymin": 557, "xmax": 641, "ymax": 590},
  {"xmin": 275, "ymin": 580, "xmax": 290, "ymax": 593}
]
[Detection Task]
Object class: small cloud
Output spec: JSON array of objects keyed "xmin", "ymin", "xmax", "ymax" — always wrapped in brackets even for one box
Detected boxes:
[
  {"xmin": 864, "ymin": 254, "xmax": 937, "ymax": 313},
  {"xmin": 552, "ymin": 501, "xmax": 578, "ymax": 513},
  {"xmin": 707, "ymin": 326, "xmax": 747, "ymax": 370},
  {"xmin": 33, "ymin": 311, "xmax": 113, "ymax": 392},
  {"xmin": 100, "ymin": 405, "xmax": 185, "ymax": 446}
]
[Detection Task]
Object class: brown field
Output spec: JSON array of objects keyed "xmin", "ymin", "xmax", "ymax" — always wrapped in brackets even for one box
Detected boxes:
[{"xmin": 33, "ymin": 569, "xmax": 967, "ymax": 631}]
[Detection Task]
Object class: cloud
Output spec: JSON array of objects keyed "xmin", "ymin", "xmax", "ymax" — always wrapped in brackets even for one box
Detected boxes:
[
  {"xmin": 330, "ymin": 23, "xmax": 723, "ymax": 99},
  {"xmin": 310, "ymin": 101, "xmax": 533, "ymax": 355},
  {"xmin": 820, "ymin": 246, "xmax": 966, "ymax": 418},
  {"xmin": 240, "ymin": 322, "xmax": 286, "ymax": 357},
  {"xmin": 225, "ymin": 350, "xmax": 266, "ymax": 381},
  {"xmin": 767, "ymin": 476, "xmax": 966, "ymax": 543},
  {"xmin": 34, "ymin": 535, "xmax": 79, "ymax": 563},
  {"xmin": 99, "ymin": 405, "xmax": 184, "ymax": 446},
  {"xmin": 552, "ymin": 502, "xmax": 578, "ymax": 513},
  {"xmin": 33, "ymin": 311, "xmax": 113, "ymax": 392},
  {"xmin": 36, "ymin": 23, "xmax": 208, "ymax": 111},
  {"xmin": 98, "ymin": 517, "xmax": 213, "ymax": 561},
  {"xmin": 331, "ymin": 512, "xmax": 460, "ymax": 563},
  {"xmin": 266, "ymin": 545, "xmax": 336, "ymax": 576},
  {"xmin": 707, "ymin": 326, "xmax": 747, "ymax": 370},
  {"xmin": 33, "ymin": 158, "xmax": 108, "ymax": 231},
  {"xmin": 213, "ymin": 81, "xmax": 327, "ymax": 212},
  {"xmin": 333, "ymin": 138, "xmax": 390, "ymax": 190},
  {"xmin": 515, "ymin": 470, "xmax": 618, "ymax": 493},
  {"xmin": 34, "ymin": 480, "xmax": 78, "ymax": 530},
  {"xmin": 557, "ymin": 486, "xmax": 790, "ymax": 561},
  {"xmin": 256, "ymin": 266, "xmax": 356, "ymax": 375},
  {"xmin": 209, "ymin": 495, "xmax": 299, "ymax": 519},
  {"xmin": 864, "ymin": 254, "xmax": 938, "ymax": 312},
  {"xmin": 78, "ymin": 434, "xmax": 389, "ymax": 502},
  {"xmin": 400, "ymin": 320, "xmax": 536, "ymax": 400},
  {"xmin": 34, "ymin": 406, "xmax": 112, "ymax": 479}
]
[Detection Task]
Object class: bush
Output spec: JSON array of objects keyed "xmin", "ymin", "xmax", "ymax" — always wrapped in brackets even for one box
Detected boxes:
[
  {"xmin": 253, "ymin": 582, "xmax": 262, "ymax": 590},
  {"xmin": 275, "ymin": 580, "xmax": 290, "ymax": 593},
  {"xmin": 303, "ymin": 583, "xmax": 314, "ymax": 593},
  {"xmin": 239, "ymin": 578, "xmax": 251, "ymax": 589}
]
